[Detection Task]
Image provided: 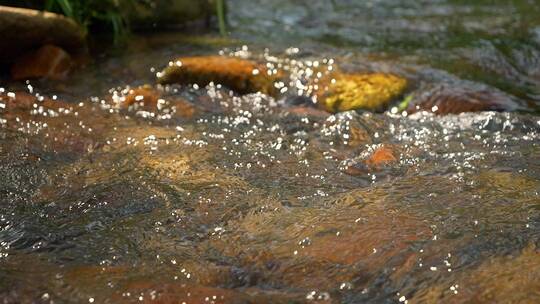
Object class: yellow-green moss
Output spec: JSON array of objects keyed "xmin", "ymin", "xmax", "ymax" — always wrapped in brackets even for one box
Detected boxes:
[{"xmin": 317, "ymin": 73, "xmax": 407, "ymax": 113}]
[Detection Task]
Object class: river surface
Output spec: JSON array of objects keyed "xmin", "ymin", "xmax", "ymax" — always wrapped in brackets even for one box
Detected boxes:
[{"xmin": 1, "ymin": 1, "xmax": 540, "ymax": 303}]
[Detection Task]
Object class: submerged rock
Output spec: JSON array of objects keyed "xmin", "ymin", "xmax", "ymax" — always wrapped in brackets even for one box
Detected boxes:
[
  {"xmin": 0, "ymin": 91, "xmax": 107, "ymax": 154},
  {"xmin": 342, "ymin": 145, "xmax": 399, "ymax": 176},
  {"xmin": 405, "ymin": 84, "xmax": 523, "ymax": 115},
  {"xmin": 316, "ymin": 73, "xmax": 407, "ymax": 113},
  {"xmin": 365, "ymin": 146, "xmax": 397, "ymax": 168},
  {"xmin": 11, "ymin": 44, "xmax": 72, "ymax": 80},
  {"xmin": 119, "ymin": 85, "xmax": 196, "ymax": 118},
  {"xmin": 0, "ymin": 6, "xmax": 85, "ymax": 65},
  {"xmin": 0, "ymin": 90, "xmax": 69, "ymax": 111},
  {"xmin": 285, "ymin": 106, "xmax": 331, "ymax": 118},
  {"xmin": 412, "ymin": 244, "xmax": 540, "ymax": 303},
  {"xmin": 121, "ymin": 86, "xmax": 161, "ymax": 110},
  {"xmin": 157, "ymin": 56, "xmax": 280, "ymax": 95}
]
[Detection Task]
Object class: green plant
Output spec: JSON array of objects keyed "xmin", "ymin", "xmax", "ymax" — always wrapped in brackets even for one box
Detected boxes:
[
  {"xmin": 42, "ymin": 0, "xmax": 228, "ymax": 39},
  {"xmin": 216, "ymin": 0, "xmax": 227, "ymax": 36},
  {"xmin": 397, "ymin": 93, "xmax": 414, "ymax": 112}
]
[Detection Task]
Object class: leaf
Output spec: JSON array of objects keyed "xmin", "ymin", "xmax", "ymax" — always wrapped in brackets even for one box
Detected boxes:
[
  {"xmin": 44, "ymin": 0, "xmax": 56, "ymax": 11},
  {"xmin": 56, "ymin": 0, "xmax": 74, "ymax": 18},
  {"xmin": 216, "ymin": 0, "xmax": 227, "ymax": 36},
  {"xmin": 398, "ymin": 94, "xmax": 414, "ymax": 112}
]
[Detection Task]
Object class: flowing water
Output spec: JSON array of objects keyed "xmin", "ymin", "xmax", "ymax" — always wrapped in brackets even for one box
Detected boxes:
[{"xmin": 1, "ymin": 1, "xmax": 540, "ymax": 303}]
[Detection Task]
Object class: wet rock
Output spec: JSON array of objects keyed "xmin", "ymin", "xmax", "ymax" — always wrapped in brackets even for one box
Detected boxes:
[
  {"xmin": 412, "ymin": 244, "xmax": 540, "ymax": 303},
  {"xmin": 0, "ymin": 91, "xmax": 110, "ymax": 155},
  {"xmin": 286, "ymin": 106, "xmax": 331, "ymax": 118},
  {"xmin": 405, "ymin": 84, "xmax": 522, "ymax": 115},
  {"xmin": 365, "ymin": 146, "xmax": 397, "ymax": 168},
  {"xmin": 209, "ymin": 192, "xmax": 432, "ymax": 294},
  {"xmin": 157, "ymin": 56, "xmax": 280, "ymax": 95},
  {"xmin": 348, "ymin": 124, "xmax": 372, "ymax": 147},
  {"xmin": 342, "ymin": 145, "xmax": 398, "ymax": 176},
  {"xmin": 171, "ymin": 98, "xmax": 196, "ymax": 119},
  {"xmin": 300, "ymin": 210, "xmax": 427, "ymax": 266},
  {"xmin": 119, "ymin": 85, "xmax": 196, "ymax": 118},
  {"xmin": 316, "ymin": 73, "xmax": 407, "ymax": 113},
  {"xmin": 0, "ymin": 6, "xmax": 85, "ymax": 65},
  {"xmin": 0, "ymin": 91, "xmax": 37, "ymax": 111},
  {"xmin": 122, "ymin": 86, "xmax": 161, "ymax": 110},
  {"xmin": 0, "ymin": 90, "xmax": 69, "ymax": 112},
  {"xmin": 117, "ymin": 281, "xmax": 303, "ymax": 304},
  {"xmin": 11, "ymin": 44, "xmax": 73, "ymax": 80}
]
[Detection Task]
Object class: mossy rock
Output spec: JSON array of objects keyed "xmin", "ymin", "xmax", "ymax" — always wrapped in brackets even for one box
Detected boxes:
[
  {"xmin": 157, "ymin": 56, "xmax": 279, "ymax": 95},
  {"xmin": 316, "ymin": 73, "xmax": 407, "ymax": 113}
]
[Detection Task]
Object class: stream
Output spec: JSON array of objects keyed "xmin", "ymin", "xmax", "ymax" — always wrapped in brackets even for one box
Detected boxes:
[{"xmin": 1, "ymin": 0, "xmax": 540, "ymax": 303}]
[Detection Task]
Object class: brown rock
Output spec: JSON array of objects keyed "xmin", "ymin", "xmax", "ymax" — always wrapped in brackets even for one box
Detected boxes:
[
  {"xmin": 207, "ymin": 189, "xmax": 432, "ymax": 294},
  {"xmin": 11, "ymin": 44, "xmax": 72, "ymax": 80},
  {"xmin": 0, "ymin": 90, "xmax": 70, "ymax": 111},
  {"xmin": 348, "ymin": 124, "xmax": 372, "ymax": 147},
  {"xmin": 301, "ymin": 212, "xmax": 427, "ymax": 266},
  {"xmin": 117, "ymin": 281, "xmax": 301, "ymax": 304},
  {"xmin": 0, "ymin": 6, "xmax": 85, "ymax": 64},
  {"xmin": 412, "ymin": 244, "xmax": 540, "ymax": 303},
  {"xmin": 0, "ymin": 91, "xmax": 107, "ymax": 155},
  {"xmin": 157, "ymin": 56, "xmax": 280, "ymax": 95},
  {"xmin": 0, "ymin": 91, "xmax": 36, "ymax": 110},
  {"xmin": 406, "ymin": 84, "xmax": 522, "ymax": 115},
  {"xmin": 120, "ymin": 85, "xmax": 195, "ymax": 118},
  {"xmin": 170, "ymin": 98, "xmax": 196, "ymax": 118},
  {"xmin": 122, "ymin": 86, "xmax": 160, "ymax": 110},
  {"xmin": 286, "ymin": 106, "xmax": 331, "ymax": 118}
]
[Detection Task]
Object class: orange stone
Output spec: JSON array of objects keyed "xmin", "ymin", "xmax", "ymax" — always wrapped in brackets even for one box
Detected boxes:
[
  {"xmin": 341, "ymin": 145, "xmax": 398, "ymax": 176},
  {"xmin": 122, "ymin": 86, "xmax": 160, "ymax": 110},
  {"xmin": 366, "ymin": 146, "xmax": 397, "ymax": 168},
  {"xmin": 11, "ymin": 44, "xmax": 72, "ymax": 80},
  {"xmin": 121, "ymin": 86, "xmax": 196, "ymax": 118},
  {"xmin": 157, "ymin": 56, "xmax": 280, "ymax": 95}
]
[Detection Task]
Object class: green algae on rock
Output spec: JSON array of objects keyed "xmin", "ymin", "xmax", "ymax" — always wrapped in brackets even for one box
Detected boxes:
[
  {"xmin": 316, "ymin": 73, "xmax": 407, "ymax": 113},
  {"xmin": 156, "ymin": 56, "xmax": 280, "ymax": 95}
]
